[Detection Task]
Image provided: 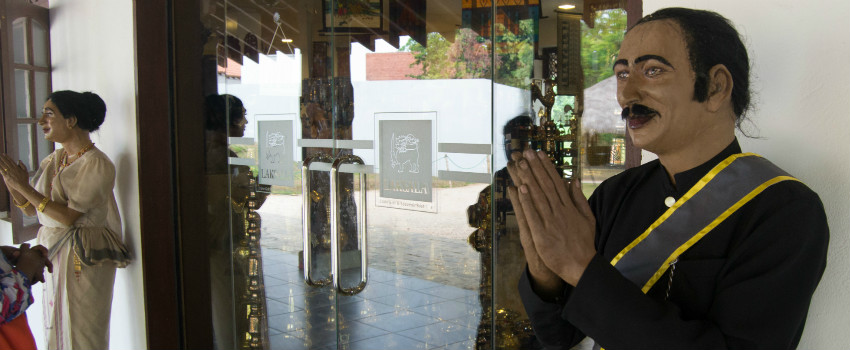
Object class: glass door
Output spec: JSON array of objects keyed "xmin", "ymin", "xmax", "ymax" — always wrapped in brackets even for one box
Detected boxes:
[{"xmin": 198, "ymin": 1, "xmax": 598, "ymax": 349}]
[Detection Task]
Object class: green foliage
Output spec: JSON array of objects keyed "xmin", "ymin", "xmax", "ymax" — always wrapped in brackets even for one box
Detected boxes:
[
  {"xmin": 494, "ymin": 20, "xmax": 535, "ymax": 89},
  {"xmin": 581, "ymin": 9, "xmax": 627, "ymax": 88},
  {"xmin": 552, "ymin": 94, "xmax": 576, "ymax": 125},
  {"xmin": 230, "ymin": 145, "xmax": 247, "ymax": 155},
  {"xmin": 402, "ymin": 32, "xmax": 460, "ymax": 79},
  {"xmin": 400, "ymin": 10, "xmax": 625, "ymax": 90},
  {"xmin": 401, "ymin": 21, "xmax": 535, "ymax": 89}
]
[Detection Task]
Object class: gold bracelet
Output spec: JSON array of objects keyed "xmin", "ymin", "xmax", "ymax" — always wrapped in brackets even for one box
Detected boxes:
[
  {"xmin": 14, "ymin": 200, "xmax": 30, "ymax": 209},
  {"xmin": 37, "ymin": 197, "xmax": 50, "ymax": 212}
]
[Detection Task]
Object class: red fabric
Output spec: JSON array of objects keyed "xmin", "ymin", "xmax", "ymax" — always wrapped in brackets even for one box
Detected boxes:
[{"xmin": 0, "ymin": 314, "xmax": 37, "ymax": 350}]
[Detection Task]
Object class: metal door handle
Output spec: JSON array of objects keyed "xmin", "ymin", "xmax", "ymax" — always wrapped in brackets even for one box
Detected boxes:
[
  {"xmin": 301, "ymin": 154, "xmax": 333, "ymax": 287},
  {"xmin": 330, "ymin": 154, "xmax": 368, "ymax": 295}
]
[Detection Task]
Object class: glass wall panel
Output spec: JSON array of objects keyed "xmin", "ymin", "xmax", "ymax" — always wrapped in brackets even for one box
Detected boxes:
[
  {"xmin": 487, "ymin": 2, "xmax": 629, "ymax": 350},
  {"xmin": 197, "ymin": 1, "xmax": 494, "ymax": 349},
  {"xmin": 191, "ymin": 1, "xmax": 629, "ymax": 349},
  {"xmin": 579, "ymin": 8, "xmax": 628, "ymax": 196},
  {"xmin": 489, "ymin": 1, "xmax": 548, "ymax": 349}
]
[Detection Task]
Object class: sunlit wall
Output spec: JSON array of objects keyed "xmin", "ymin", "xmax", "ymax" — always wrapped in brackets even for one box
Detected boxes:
[
  {"xmin": 642, "ymin": 1, "xmax": 850, "ymax": 348},
  {"xmin": 47, "ymin": 0, "xmax": 146, "ymax": 349}
]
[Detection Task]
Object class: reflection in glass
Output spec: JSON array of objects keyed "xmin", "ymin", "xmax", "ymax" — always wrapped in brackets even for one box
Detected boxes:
[
  {"xmin": 15, "ymin": 69, "xmax": 31, "ymax": 118},
  {"xmin": 201, "ymin": 1, "xmax": 305, "ymax": 347},
  {"xmin": 17, "ymin": 124, "xmax": 34, "ymax": 170},
  {"xmin": 469, "ymin": 116, "xmax": 538, "ymax": 350},
  {"xmin": 579, "ymin": 9, "xmax": 628, "ymax": 195},
  {"xmin": 13, "ymin": 18, "xmax": 28, "ymax": 64},
  {"xmin": 32, "ymin": 20, "xmax": 48, "ymax": 67},
  {"xmin": 191, "ymin": 0, "xmax": 561, "ymax": 348},
  {"xmin": 203, "ymin": 93, "xmax": 270, "ymax": 350}
]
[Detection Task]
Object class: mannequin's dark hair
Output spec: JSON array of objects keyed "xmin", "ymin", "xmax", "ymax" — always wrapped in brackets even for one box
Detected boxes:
[
  {"xmin": 204, "ymin": 94, "xmax": 245, "ymax": 131},
  {"xmin": 503, "ymin": 115, "xmax": 534, "ymax": 160},
  {"xmin": 47, "ymin": 90, "xmax": 107, "ymax": 132},
  {"xmin": 503, "ymin": 115, "xmax": 533, "ymax": 135},
  {"xmin": 633, "ymin": 8, "xmax": 752, "ymax": 122}
]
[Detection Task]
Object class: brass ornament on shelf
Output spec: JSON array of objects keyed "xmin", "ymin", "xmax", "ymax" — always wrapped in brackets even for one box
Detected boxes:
[
  {"xmin": 238, "ymin": 170, "xmax": 267, "ymax": 350},
  {"xmin": 531, "ymin": 78, "xmax": 581, "ymax": 180},
  {"xmin": 467, "ymin": 79, "xmax": 582, "ymax": 349}
]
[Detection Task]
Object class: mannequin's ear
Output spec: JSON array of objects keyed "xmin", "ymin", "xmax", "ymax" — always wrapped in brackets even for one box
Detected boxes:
[
  {"xmin": 65, "ymin": 116, "xmax": 78, "ymax": 129},
  {"xmin": 705, "ymin": 64, "xmax": 734, "ymax": 112}
]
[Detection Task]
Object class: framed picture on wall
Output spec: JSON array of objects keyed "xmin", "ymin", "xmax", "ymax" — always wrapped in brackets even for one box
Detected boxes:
[{"xmin": 323, "ymin": 0, "xmax": 384, "ymax": 33}]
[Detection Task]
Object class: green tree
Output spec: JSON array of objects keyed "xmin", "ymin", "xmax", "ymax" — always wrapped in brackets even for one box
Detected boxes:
[
  {"xmin": 494, "ymin": 20, "xmax": 535, "ymax": 89},
  {"xmin": 401, "ymin": 32, "xmax": 461, "ymax": 79},
  {"xmin": 581, "ymin": 9, "xmax": 627, "ymax": 87},
  {"xmin": 401, "ymin": 21, "xmax": 535, "ymax": 89}
]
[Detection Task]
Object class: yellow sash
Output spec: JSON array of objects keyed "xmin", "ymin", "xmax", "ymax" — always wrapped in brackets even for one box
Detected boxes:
[{"xmin": 610, "ymin": 153, "xmax": 798, "ymax": 293}]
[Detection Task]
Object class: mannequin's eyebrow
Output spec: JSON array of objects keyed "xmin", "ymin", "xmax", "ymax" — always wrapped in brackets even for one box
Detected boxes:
[{"xmin": 613, "ymin": 55, "xmax": 674, "ymax": 71}]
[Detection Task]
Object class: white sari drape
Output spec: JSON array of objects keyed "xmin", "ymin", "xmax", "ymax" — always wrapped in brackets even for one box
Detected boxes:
[{"xmin": 32, "ymin": 148, "xmax": 130, "ymax": 350}]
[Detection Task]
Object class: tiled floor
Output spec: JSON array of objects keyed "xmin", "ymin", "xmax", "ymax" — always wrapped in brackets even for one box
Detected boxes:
[{"xmin": 261, "ymin": 248, "xmax": 481, "ymax": 350}]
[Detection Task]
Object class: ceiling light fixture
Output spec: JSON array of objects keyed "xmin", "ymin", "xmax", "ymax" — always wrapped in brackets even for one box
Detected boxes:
[
  {"xmin": 268, "ymin": 12, "xmax": 293, "ymax": 55},
  {"xmin": 558, "ymin": 4, "xmax": 576, "ymax": 10}
]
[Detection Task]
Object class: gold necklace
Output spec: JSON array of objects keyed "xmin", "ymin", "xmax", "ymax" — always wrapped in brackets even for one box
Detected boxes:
[
  {"xmin": 62, "ymin": 143, "xmax": 95, "ymax": 167},
  {"xmin": 49, "ymin": 143, "xmax": 95, "ymax": 195}
]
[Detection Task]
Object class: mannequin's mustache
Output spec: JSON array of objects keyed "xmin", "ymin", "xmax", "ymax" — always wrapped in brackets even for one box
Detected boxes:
[{"xmin": 621, "ymin": 104, "xmax": 659, "ymax": 119}]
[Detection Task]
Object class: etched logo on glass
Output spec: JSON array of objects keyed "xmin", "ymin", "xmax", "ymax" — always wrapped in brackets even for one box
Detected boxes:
[{"xmin": 390, "ymin": 133, "xmax": 420, "ymax": 174}]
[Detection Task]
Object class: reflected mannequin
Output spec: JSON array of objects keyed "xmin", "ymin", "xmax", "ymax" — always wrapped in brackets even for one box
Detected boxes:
[
  {"xmin": 204, "ymin": 94, "xmax": 270, "ymax": 350},
  {"xmin": 467, "ymin": 115, "xmax": 541, "ymax": 350}
]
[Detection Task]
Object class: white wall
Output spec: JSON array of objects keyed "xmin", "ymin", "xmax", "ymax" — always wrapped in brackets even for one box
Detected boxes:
[
  {"xmin": 641, "ymin": 1, "xmax": 850, "ymax": 348},
  {"xmin": 47, "ymin": 0, "xmax": 146, "ymax": 349},
  {"xmin": 352, "ymin": 79, "xmax": 530, "ymax": 172}
]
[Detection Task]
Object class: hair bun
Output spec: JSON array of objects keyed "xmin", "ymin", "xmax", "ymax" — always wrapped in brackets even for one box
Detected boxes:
[
  {"xmin": 78, "ymin": 92, "xmax": 107, "ymax": 131},
  {"xmin": 46, "ymin": 90, "xmax": 108, "ymax": 132}
]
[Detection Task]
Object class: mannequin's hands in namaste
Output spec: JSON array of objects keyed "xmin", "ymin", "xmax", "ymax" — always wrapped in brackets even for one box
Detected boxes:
[{"xmin": 507, "ymin": 149, "xmax": 596, "ymax": 292}]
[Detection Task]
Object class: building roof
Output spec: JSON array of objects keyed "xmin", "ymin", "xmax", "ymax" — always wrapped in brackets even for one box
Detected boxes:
[
  {"xmin": 365, "ymin": 52, "xmax": 423, "ymax": 81},
  {"xmin": 217, "ymin": 57, "xmax": 242, "ymax": 78},
  {"xmin": 582, "ymin": 75, "xmax": 624, "ymax": 134}
]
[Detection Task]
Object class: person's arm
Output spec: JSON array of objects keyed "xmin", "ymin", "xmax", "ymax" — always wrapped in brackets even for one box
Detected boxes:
[
  {"xmin": 0, "ymin": 154, "xmax": 83, "ymax": 226},
  {"xmin": 511, "ymin": 148, "xmax": 829, "ymax": 349},
  {"xmin": 0, "ymin": 246, "xmax": 45, "ymax": 325},
  {"xmin": 508, "ymin": 150, "xmax": 585, "ymax": 348},
  {"xmin": 9, "ymin": 183, "xmax": 83, "ymax": 227},
  {"xmin": 518, "ymin": 267, "xmax": 585, "ymax": 349},
  {"xmin": 514, "ymin": 173, "xmax": 609, "ymax": 350},
  {"xmin": 562, "ymin": 186, "xmax": 828, "ymax": 349},
  {"xmin": 0, "ymin": 158, "xmax": 37, "ymax": 217},
  {"xmin": 6, "ymin": 187, "xmax": 37, "ymax": 217}
]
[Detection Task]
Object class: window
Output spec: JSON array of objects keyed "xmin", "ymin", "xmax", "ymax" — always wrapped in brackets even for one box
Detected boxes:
[{"xmin": 1, "ymin": 1, "xmax": 51, "ymax": 242}]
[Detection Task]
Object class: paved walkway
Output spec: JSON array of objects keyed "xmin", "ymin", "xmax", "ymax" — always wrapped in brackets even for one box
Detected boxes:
[
  {"xmin": 261, "ymin": 248, "xmax": 481, "ymax": 350},
  {"xmin": 258, "ymin": 184, "xmax": 489, "ymax": 290},
  {"xmin": 257, "ymin": 185, "xmax": 487, "ymax": 348},
  {"xmin": 257, "ymin": 165, "xmax": 623, "ymax": 291}
]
